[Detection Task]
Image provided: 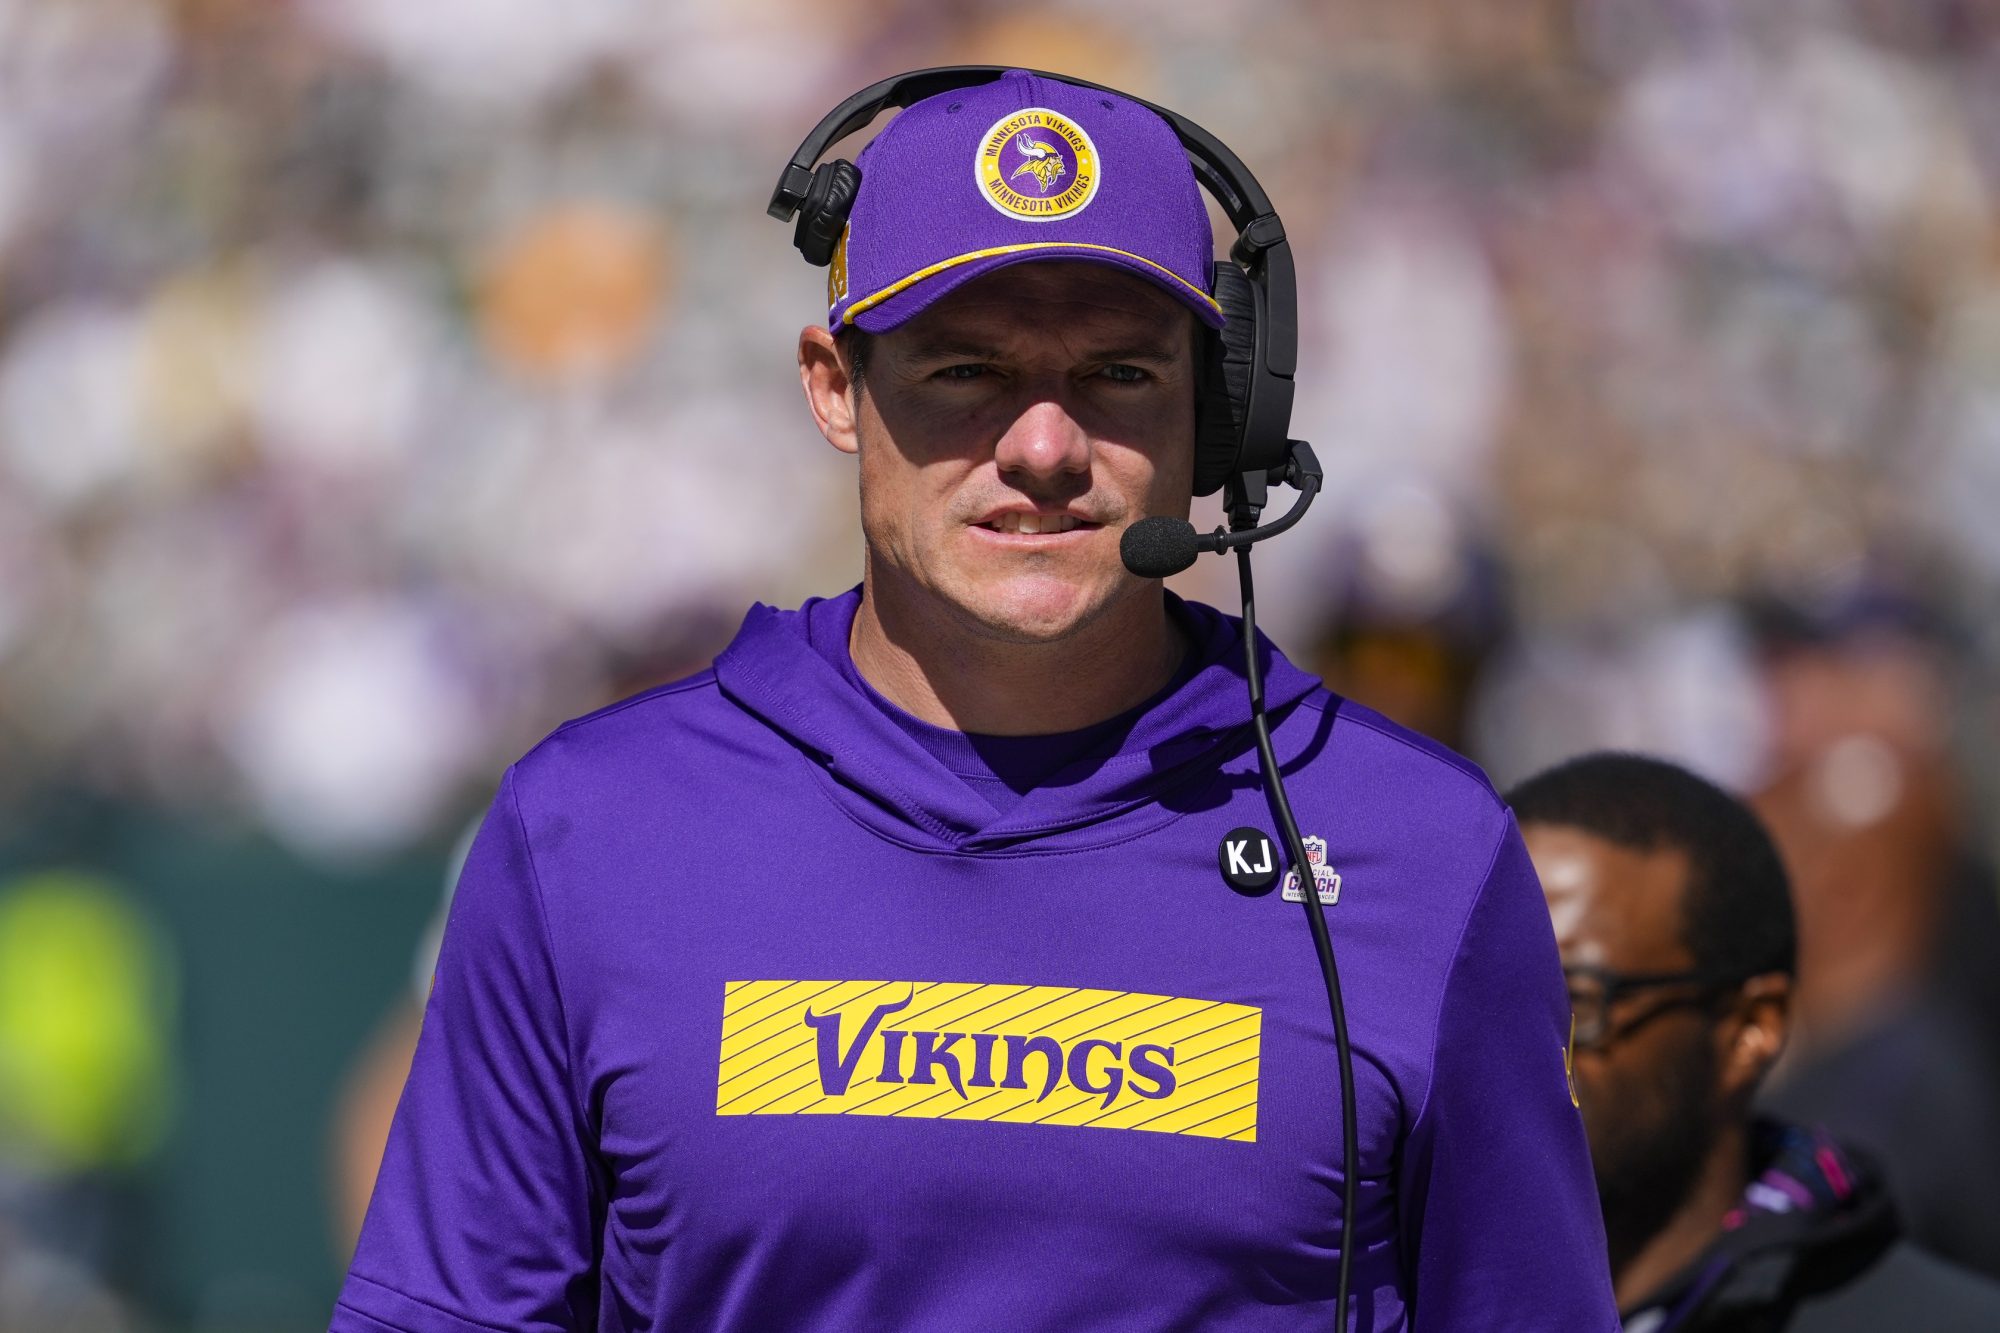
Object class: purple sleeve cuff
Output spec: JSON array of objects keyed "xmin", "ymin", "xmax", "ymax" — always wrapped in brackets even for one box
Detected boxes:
[{"xmin": 331, "ymin": 1272, "xmax": 518, "ymax": 1333}]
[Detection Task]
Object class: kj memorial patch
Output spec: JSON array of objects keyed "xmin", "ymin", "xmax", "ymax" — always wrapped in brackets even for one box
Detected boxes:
[
  {"xmin": 975, "ymin": 108, "xmax": 1100, "ymax": 221},
  {"xmin": 716, "ymin": 979, "xmax": 1261, "ymax": 1142}
]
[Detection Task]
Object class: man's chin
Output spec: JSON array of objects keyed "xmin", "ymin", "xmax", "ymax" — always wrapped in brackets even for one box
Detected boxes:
[{"xmin": 946, "ymin": 573, "xmax": 1120, "ymax": 645}]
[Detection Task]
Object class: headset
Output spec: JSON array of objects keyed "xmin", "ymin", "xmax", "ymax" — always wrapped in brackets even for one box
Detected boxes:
[{"xmin": 772, "ymin": 67, "xmax": 1358, "ymax": 1328}]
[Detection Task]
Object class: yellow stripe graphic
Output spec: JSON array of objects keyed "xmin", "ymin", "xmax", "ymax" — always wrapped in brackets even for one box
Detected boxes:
[{"xmin": 715, "ymin": 980, "xmax": 1261, "ymax": 1142}]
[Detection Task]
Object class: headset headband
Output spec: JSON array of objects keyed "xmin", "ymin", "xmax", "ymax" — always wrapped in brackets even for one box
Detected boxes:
[{"xmin": 769, "ymin": 67, "xmax": 1274, "ymax": 233}]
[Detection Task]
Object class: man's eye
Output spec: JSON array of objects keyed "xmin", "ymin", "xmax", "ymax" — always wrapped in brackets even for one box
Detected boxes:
[
  {"xmin": 1098, "ymin": 363, "xmax": 1149, "ymax": 383},
  {"xmin": 934, "ymin": 364, "xmax": 989, "ymax": 381}
]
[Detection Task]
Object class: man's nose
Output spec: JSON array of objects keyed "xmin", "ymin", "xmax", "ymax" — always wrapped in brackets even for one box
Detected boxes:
[{"xmin": 992, "ymin": 395, "xmax": 1091, "ymax": 483}]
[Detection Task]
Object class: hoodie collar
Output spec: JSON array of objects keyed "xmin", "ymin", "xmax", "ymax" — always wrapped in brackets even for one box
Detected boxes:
[
  {"xmin": 712, "ymin": 585, "xmax": 1320, "ymax": 854},
  {"xmin": 1625, "ymin": 1120, "xmax": 1899, "ymax": 1333}
]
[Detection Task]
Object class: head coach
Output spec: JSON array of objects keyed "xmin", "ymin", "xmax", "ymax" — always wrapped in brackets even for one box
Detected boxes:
[{"xmin": 330, "ymin": 68, "xmax": 1615, "ymax": 1332}]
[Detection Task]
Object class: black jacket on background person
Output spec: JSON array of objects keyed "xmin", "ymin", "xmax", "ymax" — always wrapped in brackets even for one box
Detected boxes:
[{"xmin": 1621, "ymin": 1120, "xmax": 2000, "ymax": 1332}]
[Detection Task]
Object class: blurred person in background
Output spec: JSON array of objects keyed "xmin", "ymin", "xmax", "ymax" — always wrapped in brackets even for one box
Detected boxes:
[
  {"xmin": 0, "ymin": 870, "xmax": 166, "ymax": 1333},
  {"xmin": 1510, "ymin": 751, "xmax": 2000, "ymax": 1331},
  {"xmin": 1302, "ymin": 544, "xmax": 1507, "ymax": 754},
  {"xmin": 1746, "ymin": 592, "xmax": 2000, "ymax": 1279}
]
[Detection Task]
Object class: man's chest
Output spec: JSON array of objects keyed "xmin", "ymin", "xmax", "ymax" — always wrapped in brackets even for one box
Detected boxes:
[{"xmin": 540, "ymin": 809, "xmax": 1437, "ymax": 1320}]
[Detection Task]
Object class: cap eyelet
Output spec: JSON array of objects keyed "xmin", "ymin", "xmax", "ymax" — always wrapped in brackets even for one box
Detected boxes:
[
  {"xmin": 1099, "ymin": 99, "xmax": 1113, "ymax": 110},
  {"xmin": 947, "ymin": 102, "xmax": 963, "ymax": 113}
]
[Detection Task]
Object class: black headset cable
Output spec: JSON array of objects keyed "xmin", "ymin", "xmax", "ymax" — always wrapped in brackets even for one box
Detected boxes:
[{"xmin": 1234, "ymin": 510, "xmax": 1358, "ymax": 1330}]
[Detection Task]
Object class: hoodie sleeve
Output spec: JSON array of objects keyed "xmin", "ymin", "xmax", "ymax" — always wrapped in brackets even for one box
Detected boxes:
[
  {"xmin": 331, "ymin": 766, "xmax": 602, "ymax": 1333},
  {"xmin": 1395, "ymin": 819, "xmax": 1620, "ymax": 1331}
]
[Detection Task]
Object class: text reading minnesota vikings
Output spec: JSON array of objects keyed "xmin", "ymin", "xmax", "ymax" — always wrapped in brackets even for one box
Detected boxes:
[{"xmin": 716, "ymin": 980, "xmax": 1262, "ymax": 1141}]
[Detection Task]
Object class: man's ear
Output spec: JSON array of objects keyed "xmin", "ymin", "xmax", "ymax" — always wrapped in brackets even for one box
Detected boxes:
[
  {"xmin": 799, "ymin": 326, "xmax": 859, "ymax": 456},
  {"xmin": 1717, "ymin": 972, "xmax": 1791, "ymax": 1103}
]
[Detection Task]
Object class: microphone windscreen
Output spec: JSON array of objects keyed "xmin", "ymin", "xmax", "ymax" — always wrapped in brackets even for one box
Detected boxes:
[{"xmin": 1121, "ymin": 516, "xmax": 1203, "ymax": 578}]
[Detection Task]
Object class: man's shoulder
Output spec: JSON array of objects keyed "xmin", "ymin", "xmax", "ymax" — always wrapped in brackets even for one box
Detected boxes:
[
  {"xmin": 1293, "ymin": 688, "xmax": 1509, "ymax": 828},
  {"xmin": 511, "ymin": 668, "xmax": 739, "ymax": 791}
]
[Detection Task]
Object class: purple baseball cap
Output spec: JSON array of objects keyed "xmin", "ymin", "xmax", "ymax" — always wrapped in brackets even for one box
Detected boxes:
[{"xmin": 826, "ymin": 69, "xmax": 1224, "ymax": 334}]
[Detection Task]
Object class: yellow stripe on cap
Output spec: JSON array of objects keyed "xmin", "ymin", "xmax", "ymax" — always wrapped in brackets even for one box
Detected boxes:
[{"xmin": 837, "ymin": 242, "xmax": 1223, "ymax": 327}]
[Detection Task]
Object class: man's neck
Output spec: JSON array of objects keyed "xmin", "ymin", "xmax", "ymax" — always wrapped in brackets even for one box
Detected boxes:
[
  {"xmin": 848, "ymin": 578, "xmax": 1188, "ymax": 736},
  {"xmin": 1612, "ymin": 1120, "xmax": 1751, "ymax": 1312}
]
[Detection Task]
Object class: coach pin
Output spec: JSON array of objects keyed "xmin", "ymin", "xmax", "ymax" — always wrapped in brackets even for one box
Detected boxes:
[
  {"xmin": 1218, "ymin": 827, "xmax": 1280, "ymax": 896},
  {"xmin": 1281, "ymin": 834, "xmax": 1342, "ymax": 905}
]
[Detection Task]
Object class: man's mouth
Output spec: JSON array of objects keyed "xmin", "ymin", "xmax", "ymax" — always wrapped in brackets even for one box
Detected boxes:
[{"xmin": 977, "ymin": 513, "xmax": 1096, "ymax": 535}]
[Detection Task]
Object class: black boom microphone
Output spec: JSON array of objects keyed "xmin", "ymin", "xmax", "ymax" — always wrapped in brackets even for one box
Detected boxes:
[
  {"xmin": 1120, "ymin": 442, "xmax": 1324, "ymax": 579},
  {"xmin": 1119, "ymin": 517, "xmax": 1205, "ymax": 580}
]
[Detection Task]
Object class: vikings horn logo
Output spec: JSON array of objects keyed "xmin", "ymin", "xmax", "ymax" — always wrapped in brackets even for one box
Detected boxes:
[{"xmin": 1008, "ymin": 136, "xmax": 1068, "ymax": 195}]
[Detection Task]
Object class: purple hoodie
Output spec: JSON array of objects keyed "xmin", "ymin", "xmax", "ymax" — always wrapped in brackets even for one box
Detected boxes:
[{"xmin": 331, "ymin": 589, "xmax": 1617, "ymax": 1331}]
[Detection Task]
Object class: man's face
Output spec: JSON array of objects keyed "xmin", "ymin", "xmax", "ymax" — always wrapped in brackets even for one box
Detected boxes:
[
  {"xmin": 807, "ymin": 262, "xmax": 1199, "ymax": 644},
  {"xmin": 1522, "ymin": 824, "xmax": 1722, "ymax": 1256}
]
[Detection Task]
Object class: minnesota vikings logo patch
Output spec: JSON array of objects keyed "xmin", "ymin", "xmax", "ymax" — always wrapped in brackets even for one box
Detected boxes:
[{"xmin": 976, "ymin": 108, "xmax": 1100, "ymax": 221}]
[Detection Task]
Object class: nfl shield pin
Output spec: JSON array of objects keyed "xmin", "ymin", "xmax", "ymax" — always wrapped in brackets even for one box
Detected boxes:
[{"xmin": 1281, "ymin": 835, "xmax": 1341, "ymax": 905}]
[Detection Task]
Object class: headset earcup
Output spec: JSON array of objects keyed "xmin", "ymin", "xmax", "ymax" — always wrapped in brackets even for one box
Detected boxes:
[
  {"xmin": 1194, "ymin": 262, "xmax": 1259, "ymax": 497},
  {"xmin": 794, "ymin": 160, "xmax": 861, "ymax": 267}
]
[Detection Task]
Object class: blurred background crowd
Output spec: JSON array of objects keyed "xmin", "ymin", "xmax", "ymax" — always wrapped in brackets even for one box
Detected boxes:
[{"xmin": 2, "ymin": 0, "xmax": 1999, "ymax": 1327}]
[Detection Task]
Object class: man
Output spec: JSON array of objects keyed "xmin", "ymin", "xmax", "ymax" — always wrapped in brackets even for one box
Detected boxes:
[
  {"xmin": 1510, "ymin": 751, "xmax": 2000, "ymax": 1331},
  {"xmin": 331, "ymin": 70, "xmax": 1614, "ymax": 1331}
]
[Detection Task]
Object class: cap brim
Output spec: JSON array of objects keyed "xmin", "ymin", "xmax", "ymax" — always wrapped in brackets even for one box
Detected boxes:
[{"xmin": 842, "ymin": 244, "xmax": 1226, "ymax": 334}]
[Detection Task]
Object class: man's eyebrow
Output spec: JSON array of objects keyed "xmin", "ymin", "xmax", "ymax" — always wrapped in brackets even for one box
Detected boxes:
[
  {"xmin": 1085, "ymin": 341, "xmax": 1186, "ymax": 366},
  {"xmin": 903, "ymin": 337, "xmax": 1006, "ymax": 362}
]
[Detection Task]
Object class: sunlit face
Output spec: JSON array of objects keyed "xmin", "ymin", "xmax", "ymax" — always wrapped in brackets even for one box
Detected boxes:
[
  {"xmin": 1523, "ymin": 823, "xmax": 1721, "ymax": 1253},
  {"xmin": 820, "ymin": 262, "xmax": 1199, "ymax": 644}
]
